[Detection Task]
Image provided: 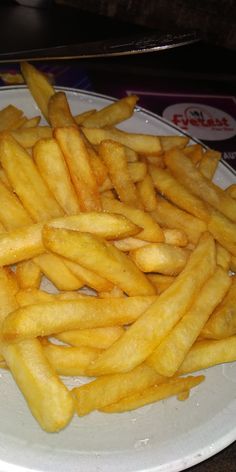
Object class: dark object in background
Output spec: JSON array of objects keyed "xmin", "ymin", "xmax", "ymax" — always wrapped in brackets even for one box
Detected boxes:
[{"xmin": 55, "ymin": 0, "xmax": 236, "ymax": 50}]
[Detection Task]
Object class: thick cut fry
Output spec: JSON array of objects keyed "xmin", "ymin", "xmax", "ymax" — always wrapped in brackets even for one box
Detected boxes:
[
  {"xmin": 0, "ymin": 135, "xmax": 63, "ymax": 221},
  {"xmin": 130, "ymin": 243, "xmax": 190, "ymax": 275},
  {"xmin": 0, "ymin": 180, "xmax": 32, "ymax": 230},
  {"xmin": 136, "ymin": 173, "xmax": 158, "ymax": 211},
  {"xmin": 34, "ymin": 253, "xmax": 84, "ymax": 291},
  {"xmin": 72, "ymin": 364, "xmax": 164, "ymax": 416},
  {"xmin": 147, "ymin": 274, "xmax": 175, "ymax": 294},
  {"xmin": 99, "ymin": 140, "xmax": 142, "ymax": 208},
  {"xmin": 183, "ymin": 144, "xmax": 203, "ymax": 164},
  {"xmin": 63, "ymin": 259, "xmax": 114, "ymax": 292},
  {"xmin": 147, "ymin": 268, "xmax": 231, "ymax": 376},
  {"xmin": 149, "ymin": 164, "xmax": 209, "ymax": 222},
  {"xmin": 20, "ymin": 62, "xmax": 55, "ymax": 121},
  {"xmin": 74, "ymin": 109, "xmax": 96, "ymax": 125},
  {"xmin": 0, "ymin": 267, "xmax": 18, "ymax": 326},
  {"xmin": 87, "ymin": 233, "xmax": 216, "ymax": 375},
  {"xmin": 16, "ymin": 260, "xmax": 42, "ymax": 289},
  {"xmin": 201, "ymin": 277, "xmax": 236, "ymax": 339},
  {"xmin": 0, "ymin": 223, "xmax": 44, "ymax": 266},
  {"xmin": 33, "ymin": 138, "xmax": 80, "ymax": 215},
  {"xmin": 198, "ymin": 149, "xmax": 221, "ymax": 180},
  {"xmin": 159, "ymin": 135, "xmax": 189, "ymax": 151},
  {"xmin": 0, "ymin": 105, "xmax": 24, "ymax": 131},
  {"xmin": 2, "ymin": 296, "xmax": 157, "ymax": 342},
  {"xmin": 55, "ymin": 326, "xmax": 124, "ymax": 350},
  {"xmin": 163, "ymin": 228, "xmax": 188, "ymax": 247},
  {"xmin": 82, "ymin": 126, "xmax": 162, "ymax": 155},
  {"xmin": 43, "ymin": 342, "xmax": 101, "ymax": 376},
  {"xmin": 207, "ymin": 210, "xmax": 236, "ymax": 256},
  {"xmin": 101, "ymin": 196, "xmax": 164, "ymax": 242},
  {"xmin": 11, "ymin": 127, "xmax": 53, "ymax": 147},
  {"xmin": 47, "ymin": 212, "xmax": 140, "ymax": 240},
  {"xmin": 101, "ymin": 375, "xmax": 204, "ymax": 413},
  {"xmin": 165, "ymin": 148, "xmax": 236, "ymax": 223},
  {"xmin": 48, "ymin": 91, "xmax": 77, "ymax": 128},
  {"xmin": 2, "ymin": 338, "xmax": 74, "ymax": 432},
  {"xmin": 22, "ymin": 116, "xmax": 41, "ymax": 128},
  {"xmin": 177, "ymin": 336, "xmax": 236, "ymax": 375},
  {"xmin": 16, "ymin": 288, "xmax": 90, "ymax": 307},
  {"xmin": 55, "ymin": 127, "xmax": 101, "ymax": 211},
  {"xmin": 86, "ymin": 145, "xmax": 108, "ymax": 186},
  {"xmin": 82, "ymin": 95, "xmax": 138, "ymax": 128},
  {"xmin": 151, "ymin": 197, "xmax": 207, "ymax": 245},
  {"xmin": 113, "ymin": 237, "xmax": 148, "ymax": 252},
  {"xmin": 43, "ymin": 227, "xmax": 155, "ymax": 296}
]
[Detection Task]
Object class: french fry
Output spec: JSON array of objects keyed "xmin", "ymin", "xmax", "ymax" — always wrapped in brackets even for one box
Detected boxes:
[
  {"xmin": 198, "ymin": 149, "xmax": 221, "ymax": 180},
  {"xmin": 2, "ymin": 338, "xmax": 74, "ymax": 432},
  {"xmin": 149, "ymin": 164, "xmax": 210, "ymax": 222},
  {"xmin": 72, "ymin": 364, "xmax": 164, "ymax": 416},
  {"xmin": 55, "ymin": 326, "xmax": 124, "ymax": 350},
  {"xmin": 63, "ymin": 259, "xmax": 114, "ymax": 292},
  {"xmin": 0, "ymin": 105, "xmax": 24, "ymax": 131},
  {"xmin": 34, "ymin": 253, "xmax": 84, "ymax": 291},
  {"xmin": 21, "ymin": 115, "xmax": 41, "ymax": 128},
  {"xmin": 82, "ymin": 126, "xmax": 162, "ymax": 155},
  {"xmin": 0, "ymin": 223, "xmax": 44, "ymax": 266},
  {"xmin": 82, "ymin": 95, "xmax": 138, "ymax": 128},
  {"xmin": 225, "ymin": 184, "xmax": 236, "ymax": 199},
  {"xmin": 87, "ymin": 233, "xmax": 216, "ymax": 375},
  {"xmin": 11, "ymin": 126, "xmax": 52, "ymax": 147},
  {"xmin": 55, "ymin": 127, "xmax": 101, "ymax": 211},
  {"xmin": 230, "ymin": 255, "xmax": 236, "ymax": 272},
  {"xmin": 43, "ymin": 342, "xmax": 101, "ymax": 376},
  {"xmin": 0, "ymin": 135, "xmax": 63, "ymax": 222},
  {"xmin": 47, "ymin": 212, "xmax": 140, "ymax": 240},
  {"xmin": 99, "ymin": 286, "xmax": 125, "ymax": 298},
  {"xmin": 33, "ymin": 138, "xmax": 81, "ymax": 215},
  {"xmin": 2, "ymin": 296, "xmax": 157, "ymax": 342},
  {"xmin": 15, "ymin": 260, "xmax": 42, "ymax": 289},
  {"xmin": 183, "ymin": 143, "xmax": 203, "ymax": 165},
  {"xmin": 0, "ymin": 180, "xmax": 32, "ymax": 230},
  {"xmin": 99, "ymin": 161, "xmax": 147, "ymax": 191},
  {"xmin": 163, "ymin": 228, "xmax": 188, "ymax": 247},
  {"xmin": 201, "ymin": 276, "xmax": 236, "ymax": 339},
  {"xmin": 177, "ymin": 336, "xmax": 236, "ymax": 375},
  {"xmin": 16, "ymin": 288, "xmax": 90, "ymax": 307},
  {"xmin": 216, "ymin": 243, "xmax": 231, "ymax": 271},
  {"xmin": 99, "ymin": 140, "xmax": 142, "ymax": 208},
  {"xmin": 165, "ymin": 148, "xmax": 236, "ymax": 223},
  {"xmin": 147, "ymin": 274, "xmax": 175, "ymax": 294},
  {"xmin": 207, "ymin": 210, "xmax": 236, "ymax": 256},
  {"xmin": 130, "ymin": 243, "xmax": 190, "ymax": 275},
  {"xmin": 43, "ymin": 227, "xmax": 156, "ymax": 296},
  {"xmin": 147, "ymin": 267, "xmax": 231, "ymax": 376},
  {"xmin": 101, "ymin": 196, "xmax": 164, "ymax": 242},
  {"xmin": 48, "ymin": 91, "xmax": 77, "ymax": 128},
  {"xmin": 151, "ymin": 197, "xmax": 207, "ymax": 245},
  {"xmin": 101, "ymin": 375, "xmax": 204, "ymax": 413},
  {"xmin": 136, "ymin": 173, "xmax": 158, "ymax": 211},
  {"xmin": 0, "ymin": 267, "xmax": 18, "ymax": 326},
  {"xmin": 113, "ymin": 237, "xmax": 148, "ymax": 252},
  {"xmin": 159, "ymin": 135, "xmax": 189, "ymax": 151},
  {"xmin": 20, "ymin": 62, "xmax": 55, "ymax": 121},
  {"xmin": 74, "ymin": 109, "xmax": 97, "ymax": 125}
]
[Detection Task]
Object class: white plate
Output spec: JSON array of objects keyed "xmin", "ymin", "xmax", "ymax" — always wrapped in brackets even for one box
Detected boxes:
[{"xmin": 0, "ymin": 86, "xmax": 235, "ymax": 472}]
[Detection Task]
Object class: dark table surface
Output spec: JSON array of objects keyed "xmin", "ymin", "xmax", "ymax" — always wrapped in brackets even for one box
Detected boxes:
[{"xmin": 0, "ymin": 2, "xmax": 236, "ymax": 471}]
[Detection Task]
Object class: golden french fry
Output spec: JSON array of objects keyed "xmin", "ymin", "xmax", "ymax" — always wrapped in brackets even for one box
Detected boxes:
[
  {"xmin": 99, "ymin": 161, "xmax": 147, "ymax": 192},
  {"xmin": 82, "ymin": 95, "xmax": 138, "ymax": 128},
  {"xmin": 101, "ymin": 196, "xmax": 164, "ymax": 242},
  {"xmin": 55, "ymin": 326, "xmax": 124, "ymax": 350},
  {"xmin": 101, "ymin": 375, "xmax": 204, "ymax": 413},
  {"xmin": 163, "ymin": 228, "xmax": 188, "ymax": 247},
  {"xmin": 130, "ymin": 243, "xmax": 190, "ymax": 275},
  {"xmin": 136, "ymin": 173, "xmax": 158, "ymax": 211},
  {"xmin": 11, "ymin": 126, "xmax": 53, "ymax": 147},
  {"xmin": 99, "ymin": 286, "xmax": 125, "ymax": 298},
  {"xmin": 201, "ymin": 276, "xmax": 236, "ymax": 339},
  {"xmin": 48, "ymin": 91, "xmax": 77, "ymax": 128},
  {"xmin": 147, "ymin": 267, "xmax": 231, "ymax": 376},
  {"xmin": 2, "ymin": 296, "xmax": 157, "ymax": 342},
  {"xmin": 55, "ymin": 126, "xmax": 101, "ymax": 211},
  {"xmin": 183, "ymin": 144, "xmax": 203, "ymax": 164},
  {"xmin": 47, "ymin": 212, "xmax": 140, "ymax": 240},
  {"xmin": 99, "ymin": 140, "xmax": 142, "ymax": 208},
  {"xmin": 165, "ymin": 148, "xmax": 236, "ymax": 223},
  {"xmin": 0, "ymin": 105, "xmax": 24, "ymax": 131},
  {"xmin": 16, "ymin": 288, "xmax": 90, "ymax": 307},
  {"xmin": 225, "ymin": 184, "xmax": 236, "ymax": 199},
  {"xmin": 198, "ymin": 149, "xmax": 221, "ymax": 180},
  {"xmin": 2, "ymin": 338, "xmax": 74, "ymax": 432},
  {"xmin": 207, "ymin": 210, "xmax": 236, "ymax": 256},
  {"xmin": 230, "ymin": 255, "xmax": 236, "ymax": 272},
  {"xmin": 0, "ymin": 223, "xmax": 44, "ymax": 266},
  {"xmin": 63, "ymin": 259, "xmax": 114, "ymax": 292},
  {"xmin": 0, "ymin": 267, "xmax": 18, "ymax": 326},
  {"xmin": 15, "ymin": 259, "xmax": 42, "ymax": 289},
  {"xmin": 177, "ymin": 336, "xmax": 236, "ymax": 375},
  {"xmin": 151, "ymin": 197, "xmax": 207, "ymax": 245},
  {"xmin": 216, "ymin": 243, "xmax": 231, "ymax": 271},
  {"xmin": 34, "ymin": 253, "xmax": 84, "ymax": 291},
  {"xmin": 113, "ymin": 237, "xmax": 148, "ymax": 252},
  {"xmin": 87, "ymin": 233, "xmax": 216, "ymax": 376},
  {"xmin": 0, "ymin": 134, "xmax": 63, "ymax": 222},
  {"xmin": 86, "ymin": 144, "xmax": 108, "ymax": 186},
  {"xmin": 21, "ymin": 115, "xmax": 41, "ymax": 128},
  {"xmin": 43, "ymin": 342, "xmax": 101, "ymax": 376},
  {"xmin": 82, "ymin": 126, "xmax": 162, "ymax": 155},
  {"xmin": 33, "ymin": 138, "xmax": 80, "ymax": 215},
  {"xmin": 0, "ymin": 180, "xmax": 32, "ymax": 230},
  {"xmin": 72, "ymin": 364, "xmax": 164, "ymax": 416},
  {"xmin": 149, "ymin": 164, "xmax": 209, "ymax": 222},
  {"xmin": 147, "ymin": 274, "xmax": 175, "ymax": 294},
  {"xmin": 159, "ymin": 135, "xmax": 189, "ymax": 151},
  {"xmin": 20, "ymin": 62, "xmax": 55, "ymax": 121},
  {"xmin": 74, "ymin": 109, "xmax": 97, "ymax": 125},
  {"xmin": 43, "ymin": 227, "xmax": 155, "ymax": 296}
]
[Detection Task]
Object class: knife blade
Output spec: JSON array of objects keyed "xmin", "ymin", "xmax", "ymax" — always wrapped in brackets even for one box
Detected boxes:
[{"xmin": 0, "ymin": 31, "xmax": 199, "ymax": 63}]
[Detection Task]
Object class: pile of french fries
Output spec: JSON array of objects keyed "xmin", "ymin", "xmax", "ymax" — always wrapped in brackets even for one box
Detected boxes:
[{"xmin": 0, "ymin": 62, "xmax": 235, "ymax": 433}]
